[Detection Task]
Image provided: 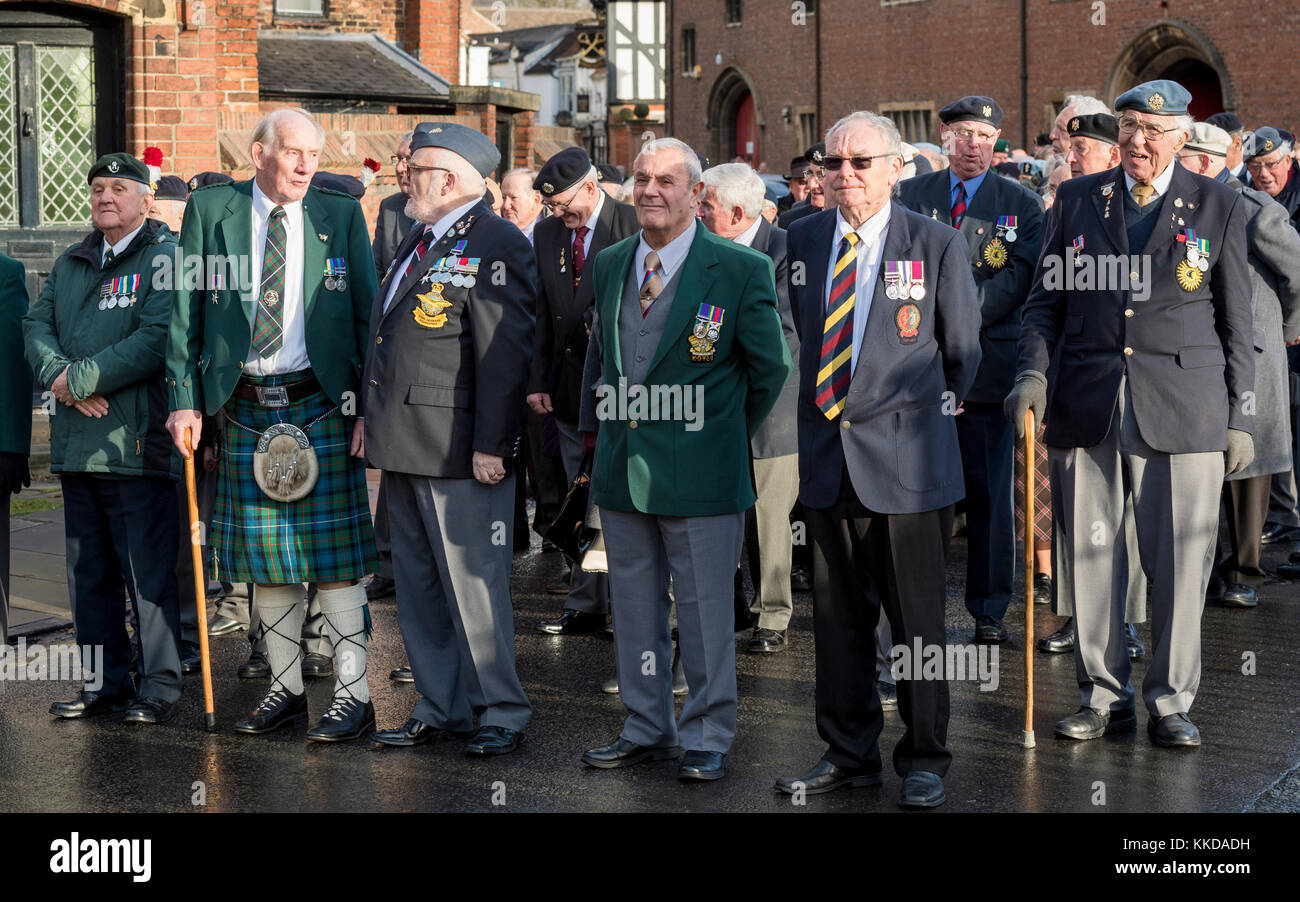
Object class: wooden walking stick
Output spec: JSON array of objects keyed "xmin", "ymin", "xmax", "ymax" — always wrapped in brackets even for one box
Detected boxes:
[
  {"xmin": 1022, "ymin": 410, "xmax": 1036, "ymax": 749},
  {"xmin": 184, "ymin": 427, "xmax": 218, "ymax": 732}
]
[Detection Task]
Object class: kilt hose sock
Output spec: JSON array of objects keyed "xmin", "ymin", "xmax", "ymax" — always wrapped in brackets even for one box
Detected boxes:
[
  {"xmin": 255, "ymin": 584, "xmax": 306, "ymax": 695},
  {"xmin": 317, "ymin": 584, "xmax": 371, "ymax": 704}
]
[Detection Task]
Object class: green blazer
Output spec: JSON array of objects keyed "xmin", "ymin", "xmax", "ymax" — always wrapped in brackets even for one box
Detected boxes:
[
  {"xmin": 166, "ymin": 180, "xmax": 379, "ymax": 415},
  {"xmin": 583, "ymin": 221, "xmax": 792, "ymax": 517},
  {"xmin": 0, "ymin": 253, "xmax": 33, "ymax": 456}
]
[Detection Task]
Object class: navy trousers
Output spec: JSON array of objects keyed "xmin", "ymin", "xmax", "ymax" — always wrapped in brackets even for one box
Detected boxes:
[{"xmin": 956, "ymin": 401, "xmax": 1015, "ymax": 620}]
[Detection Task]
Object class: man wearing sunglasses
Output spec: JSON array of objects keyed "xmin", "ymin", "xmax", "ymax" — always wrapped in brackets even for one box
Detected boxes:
[
  {"xmin": 1007, "ymin": 80, "xmax": 1254, "ymax": 750},
  {"xmin": 898, "ymin": 95, "xmax": 1045, "ymax": 647},
  {"xmin": 1243, "ymin": 127, "xmax": 1300, "ymax": 234},
  {"xmin": 777, "ymin": 143, "xmax": 828, "ymax": 229}
]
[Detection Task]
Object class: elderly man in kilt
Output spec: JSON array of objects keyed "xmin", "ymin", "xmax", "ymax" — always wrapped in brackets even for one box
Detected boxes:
[{"xmin": 167, "ymin": 108, "xmax": 380, "ymax": 741}]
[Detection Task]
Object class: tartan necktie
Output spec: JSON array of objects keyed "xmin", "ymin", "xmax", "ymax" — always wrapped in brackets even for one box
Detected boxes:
[
  {"xmin": 102, "ymin": 248, "xmax": 115, "ymax": 269},
  {"xmin": 1131, "ymin": 183, "xmax": 1155, "ymax": 207},
  {"xmin": 572, "ymin": 225, "xmax": 590, "ymax": 289},
  {"xmin": 251, "ymin": 205, "xmax": 287, "ymax": 359},
  {"xmin": 640, "ymin": 250, "xmax": 663, "ymax": 316},
  {"xmin": 951, "ymin": 180, "xmax": 968, "ymax": 229},
  {"xmin": 402, "ymin": 226, "xmax": 435, "ymax": 281},
  {"xmin": 816, "ymin": 232, "xmax": 860, "ymax": 420}
]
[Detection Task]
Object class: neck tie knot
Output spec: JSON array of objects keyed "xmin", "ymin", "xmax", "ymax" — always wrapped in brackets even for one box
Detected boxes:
[
  {"xmin": 270, "ymin": 205, "xmax": 286, "ymax": 222},
  {"xmin": 639, "ymin": 251, "xmax": 663, "ymax": 315},
  {"xmin": 102, "ymin": 248, "xmax": 115, "ymax": 269},
  {"xmin": 575, "ymin": 225, "xmax": 590, "ymax": 240},
  {"xmin": 1131, "ymin": 183, "xmax": 1155, "ymax": 207}
]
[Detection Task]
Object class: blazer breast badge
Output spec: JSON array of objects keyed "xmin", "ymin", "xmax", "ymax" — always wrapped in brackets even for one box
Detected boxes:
[
  {"xmin": 688, "ymin": 303, "xmax": 725, "ymax": 362},
  {"xmin": 413, "ymin": 282, "xmax": 453, "ymax": 328}
]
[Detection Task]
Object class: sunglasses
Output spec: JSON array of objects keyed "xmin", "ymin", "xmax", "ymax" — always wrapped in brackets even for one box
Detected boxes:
[{"xmin": 818, "ymin": 153, "xmax": 897, "ymax": 174}]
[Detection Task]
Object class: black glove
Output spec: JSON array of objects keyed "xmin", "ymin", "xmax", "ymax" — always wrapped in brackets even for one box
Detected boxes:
[
  {"xmin": 1003, "ymin": 371, "xmax": 1048, "ymax": 438},
  {"xmin": 0, "ymin": 452, "xmax": 31, "ymax": 496}
]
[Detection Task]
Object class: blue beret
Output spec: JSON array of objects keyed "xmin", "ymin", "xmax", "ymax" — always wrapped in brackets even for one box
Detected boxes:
[
  {"xmin": 87, "ymin": 152, "xmax": 150, "ymax": 186},
  {"xmin": 1244, "ymin": 126, "xmax": 1290, "ymax": 160},
  {"xmin": 1206, "ymin": 112, "xmax": 1243, "ymax": 134},
  {"xmin": 154, "ymin": 175, "xmax": 190, "ymax": 200},
  {"xmin": 534, "ymin": 146, "xmax": 593, "ymax": 196},
  {"xmin": 1114, "ymin": 80, "xmax": 1191, "ymax": 116},
  {"xmin": 939, "ymin": 96, "xmax": 1003, "ymax": 128},
  {"xmin": 311, "ymin": 171, "xmax": 366, "ymax": 199},
  {"xmin": 411, "ymin": 122, "xmax": 501, "ymax": 178}
]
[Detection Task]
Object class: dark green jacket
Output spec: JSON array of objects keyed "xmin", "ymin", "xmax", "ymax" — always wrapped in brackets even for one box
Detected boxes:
[
  {"xmin": 23, "ymin": 219, "xmax": 180, "ymax": 479},
  {"xmin": 166, "ymin": 180, "xmax": 378, "ymax": 414},
  {"xmin": 582, "ymin": 222, "xmax": 792, "ymax": 516},
  {"xmin": 0, "ymin": 253, "xmax": 33, "ymax": 456}
]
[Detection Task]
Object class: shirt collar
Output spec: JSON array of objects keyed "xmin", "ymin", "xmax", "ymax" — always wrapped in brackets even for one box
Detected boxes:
[
  {"xmin": 428, "ymin": 197, "xmax": 481, "ymax": 243},
  {"xmin": 1123, "ymin": 160, "xmax": 1177, "ymax": 198},
  {"xmin": 733, "ymin": 216, "xmax": 763, "ymax": 247},
  {"xmin": 251, "ymin": 178, "xmax": 303, "ymax": 221},
  {"xmin": 637, "ymin": 220, "xmax": 697, "ymax": 283},
  {"xmin": 581, "ymin": 190, "xmax": 605, "ymax": 234},
  {"xmin": 835, "ymin": 200, "xmax": 891, "ymax": 247},
  {"xmin": 949, "ymin": 168, "xmax": 988, "ymax": 202},
  {"xmin": 102, "ymin": 221, "xmax": 145, "ymax": 259}
]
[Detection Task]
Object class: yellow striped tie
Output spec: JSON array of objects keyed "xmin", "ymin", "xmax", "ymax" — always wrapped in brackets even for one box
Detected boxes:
[{"xmin": 816, "ymin": 232, "xmax": 859, "ymax": 419}]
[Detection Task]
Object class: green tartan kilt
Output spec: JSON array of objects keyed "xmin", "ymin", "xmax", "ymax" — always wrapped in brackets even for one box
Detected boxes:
[{"xmin": 211, "ymin": 372, "xmax": 376, "ymax": 584}]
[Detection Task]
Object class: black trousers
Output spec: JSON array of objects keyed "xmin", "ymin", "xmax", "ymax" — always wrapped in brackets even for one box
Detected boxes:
[
  {"xmin": 1215, "ymin": 474, "xmax": 1271, "ymax": 587},
  {"xmin": 806, "ymin": 468, "xmax": 953, "ymax": 777},
  {"xmin": 62, "ymin": 474, "xmax": 182, "ymax": 701},
  {"xmin": 956, "ymin": 401, "xmax": 1015, "ymax": 619}
]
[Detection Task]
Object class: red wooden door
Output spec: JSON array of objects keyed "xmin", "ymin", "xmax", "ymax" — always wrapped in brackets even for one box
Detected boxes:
[{"xmin": 734, "ymin": 93, "xmax": 758, "ymax": 168}]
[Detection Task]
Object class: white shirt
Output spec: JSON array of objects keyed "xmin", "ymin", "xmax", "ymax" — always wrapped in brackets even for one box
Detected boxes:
[
  {"xmin": 101, "ymin": 221, "xmax": 145, "ymax": 266},
  {"xmin": 635, "ymin": 221, "xmax": 696, "ymax": 296},
  {"xmin": 1123, "ymin": 159, "xmax": 1177, "ymax": 203},
  {"xmin": 824, "ymin": 202, "xmax": 891, "ymax": 374},
  {"xmin": 573, "ymin": 191, "xmax": 605, "ymax": 259},
  {"xmin": 382, "ymin": 197, "xmax": 479, "ymax": 314},
  {"xmin": 244, "ymin": 179, "xmax": 308, "ymax": 375},
  {"xmin": 522, "ymin": 212, "xmax": 544, "ymax": 246},
  {"xmin": 732, "ymin": 216, "xmax": 763, "ymax": 248}
]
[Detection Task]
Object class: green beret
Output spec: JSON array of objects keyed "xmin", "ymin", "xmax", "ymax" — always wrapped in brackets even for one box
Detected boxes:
[{"xmin": 87, "ymin": 153, "xmax": 152, "ymax": 187}]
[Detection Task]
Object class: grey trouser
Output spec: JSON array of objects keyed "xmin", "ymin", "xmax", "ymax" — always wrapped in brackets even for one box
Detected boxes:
[{"xmin": 744, "ymin": 454, "xmax": 798, "ymax": 630}]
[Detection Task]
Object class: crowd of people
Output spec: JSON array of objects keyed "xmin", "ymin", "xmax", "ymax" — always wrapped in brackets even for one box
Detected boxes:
[{"xmin": 2, "ymin": 75, "xmax": 1298, "ymax": 809}]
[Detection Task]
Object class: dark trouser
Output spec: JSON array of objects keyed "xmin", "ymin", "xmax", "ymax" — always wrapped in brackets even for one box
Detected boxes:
[
  {"xmin": 1268, "ymin": 372, "xmax": 1300, "ymax": 527},
  {"xmin": 373, "ymin": 471, "xmax": 393, "ymax": 580},
  {"xmin": 806, "ymin": 468, "xmax": 953, "ymax": 778},
  {"xmin": 1215, "ymin": 474, "xmax": 1271, "ymax": 587},
  {"xmin": 1, "ymin": 500, "xmax": 9, "ymax": 644},
  {"xmin": 62, "ymin": 474, "xmax": 182, "ymax": 702},
  {"xmin": 174, "ymin": 482, "xmax": 201, "ymax": 646},
  {"xmin": 956, "ymin": 401, "xmax": 1014, "ymax": 620}
]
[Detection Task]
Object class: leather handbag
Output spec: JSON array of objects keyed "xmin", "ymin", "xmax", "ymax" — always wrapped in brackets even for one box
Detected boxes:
[{"xmin": 544, "ymin": 454, "xmax": 595, "ymax": 565}]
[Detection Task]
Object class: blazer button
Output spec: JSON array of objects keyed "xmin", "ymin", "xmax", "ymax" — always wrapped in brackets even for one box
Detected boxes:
[
  {"xmin": 237, "ymin": 360, "xmax": 244, "ymax": 369},
  {"xmin": 376, "ymin": 336, "xmax": 383, "ymax": 344},
  {"xmin": 1130, "ymin": 271, "xmax": 1140, "ymax": 281},
  {"xmin": 1125, "ymin": 308, "xmax": 1134, "ymax": 318},
  {"xmin": 629, "ymin": 420, "xmax": 638, "ymax": 429},
  {"xmin": 369, "ymin": 379, "xmax": 378, "ymax": 387},
  {"xmin": 1124, "ymin": 347, "xmax": 1134, "ymax": 356},
  {"xmin": 842, "ymin": 419, "xmax": 851, "ymax": 429}
]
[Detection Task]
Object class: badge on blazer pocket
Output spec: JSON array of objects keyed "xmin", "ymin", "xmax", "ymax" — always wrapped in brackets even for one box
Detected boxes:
[{"xmin": 413, "ymin": 282, "xmax": 453, "ymax": 328}]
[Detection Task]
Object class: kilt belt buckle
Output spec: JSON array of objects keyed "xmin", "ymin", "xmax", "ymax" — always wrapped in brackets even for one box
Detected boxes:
[{"xmin": 255, "ymin": 385, "xmax": 290, "ymax": 408}]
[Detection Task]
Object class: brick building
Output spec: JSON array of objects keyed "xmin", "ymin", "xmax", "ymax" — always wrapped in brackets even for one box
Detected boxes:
[
  {"xmin": 668, "ymin": 0, "xmax": 1298, "ymax": 171},
  {"xmin": 0, "ymin": 0, "xmax": 547, "ymax": 288}
]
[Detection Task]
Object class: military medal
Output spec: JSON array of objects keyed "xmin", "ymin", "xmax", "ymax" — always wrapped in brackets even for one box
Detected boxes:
[
  {"xmin": 1175, "ymin": 259, "xmax": 1204, "ymax": 291},
  {"xmin": 688, "ymin": 303, "xmax": 725, "ymax": 362},
  {"xmin": 1178, "ymin": 228, "xmax": 1211, "ymax": 272},
  {"xmin": 413, "ymin": 281, "xmax": 453, "ymax": 328},
  {"xmin": 324, "ymin": 257, "xmax": 348, "ymax": 291},
  {"xmin": 99, "ymin": 281, "xmax": 111, "ymax": 311},
  {"xmin": 1101, "ymin": 182, "xmax": 1115, "ymax": 219},
  {"xmin": 107, "ymin": 274, "xmax": 138, "ymax": 308},
  {"xmin": 559, "ymin": 246, "xmax": 566, "ymax": 273},
  {"xmin": 983, "ymin": 237, "xmax": 1009, "ymax": 270},
  {"xmin": 997, "ymin": 215, "xmax": 1018, "ymax": 242},
  {"xmin": 1071, "ymin": 235, "xmax": 1085, "ymax": 266},
  {"xmin": 906, "ymin": 260, "xmax": 926, "ymax": 301},
  {"xmin": 883, "ymin": 261, "xmax": 904, "ymax": 300}
]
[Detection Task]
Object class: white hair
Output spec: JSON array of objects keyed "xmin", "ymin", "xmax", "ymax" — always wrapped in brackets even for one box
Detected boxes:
[
  {"xmin": 501, "ymin": 167, "xmax": 539, "ymax": 189},
  {"xmin": 635, "ymin": 138, "xmax": 702, "ymax": 185},
  {"xmin": 1040, "ymin": 155, "xmax": 1070, "ymax": 193},
  {"xmin": 1064, "ymin": 95, "xmax": 1111, "ymax": 116},
  {"xmin": 250, "ymin": 107, "xmax": 325, "ymax": 155},
  {"xmin": 825, "ymin": 111, "xmax": 904, "ymax": 158},
  {"xmin": 702, "ymin": 163, "xmax": 765, "ymax": 220}
]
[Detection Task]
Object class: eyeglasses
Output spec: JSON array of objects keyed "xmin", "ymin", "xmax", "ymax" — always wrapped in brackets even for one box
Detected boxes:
[
  {"xmin": 406, "ymin": 163, "xmax": 450, "ymax": 176},
  {"xmin": 1117, "ymin": 116, "xmax": 1181, "ymax": 141},
  {"xmin": 817, "ymin": 153, "xmax": 897, "ymax": 175},
  {"xmin": 949, "ymin": 128, "xmax": 999, "ymax": 145},
  {"xmin": 542, "ymin": 187, "xmax": 584, "ymax": 212},
  {"xmin": 1246, "ymin": 155, "xmax": 1291, "ymax": 173},
  {"xmin": 390, "ymin": 154, "xmax": 411, "ymax": 167}
]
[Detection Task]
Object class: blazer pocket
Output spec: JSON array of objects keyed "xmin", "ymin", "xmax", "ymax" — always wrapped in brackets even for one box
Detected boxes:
[
  {"xmin": 894, "ymin": 405, "xmax": 946, "ymax": 493},
  {"xmin": 406, "ymin": 384, "xmax": 471, "ymax": 408},
  {"xmin": 1063, "ymin": 314, "xmax": 1085, "ymax": 336},
  {"xmin": 1177, "ymin": 346, "xmax": 1226, "ymax": 368}
]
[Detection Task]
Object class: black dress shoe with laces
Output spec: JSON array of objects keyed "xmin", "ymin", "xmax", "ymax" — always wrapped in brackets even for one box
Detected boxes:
[
  {"xmin": 1038, "ymin": 618, "xmax": 1075, "ymax": 653},
  {"xmin": 1261, "ymin": 522, "xmax": 1300, "ymax": 544},
  {"xmin": 306, "ymin": 697, "xmax": 375, "ymax": 742},
  {"xmin": 234, "ymin": 687, "xmax": 308, "ymax": 734},
  {"xmin": 747, "ymin": 627, "xmax": 787, "ymax": 654},
  {"xmin": 899, "ymin": 771, "xmax": 946, "ymax": 809},
  {"xmin": 50, "ymin": 689, "xmax": 135, "ymax": 719},
  {"xmin": 1054, "ymin": 705, "xmax": 1136, "ymax": 740},
  {"xmin": 389, "ymin": 666, "xmax": 415, "ymax": 683},
  {"xmin": 301, "ymin": 652, "xmax": 333, "ymax": 679},
  {"xmin": 1221, "ymin": 583, "xmax": 1258, "ymax": 608},
  {"xmin": 974, "ymin": 615, "xmax": 1007, "ymax": 644},
  {"xmin": 535, "ymin": 609, "xmax": 606, "ymax": 635},
  {"xmin": 678, "ymin": 750, "xmax": 727, "ymax": 781},
  {"xmin": 237, "ymin": 652, "xmax": 271, "ymax": 680},
  {"xmin": 374, "ymin": 717, "xmax": 469, "ymax": 747},
  {"xmin": 123, "ymin": 696, "xmax": 177, "ymax": 725},
  {"xmin": 582, "ymin": 737, "xmax": 683, "ymax": 768},
  {"xmin": 465, "ymin": 725, "xmax": 523, "ymax": 756},
  {"xmin": 180, "ymin": 642, "xmax": 202, "ymax": 676},
  {"xmin": 1148, "ymin": 712, "xmax": 1201, "ymax": 748},
  {"xmin": 774, "ymin": 758, "xmax": 883, "ymax": 795},
  {"xmin": 1033, "ymin": 573, "xmax": 1053, "ymax": 605}
]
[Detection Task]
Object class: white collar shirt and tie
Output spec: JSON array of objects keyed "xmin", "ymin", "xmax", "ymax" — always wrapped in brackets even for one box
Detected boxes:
[
  {"xmin": 100, "ymin": 222, "xmax": 144, "ymax": 268},
  {"xmin": 575, "ymin": 190, "xmax": 606, "ymax": 258},
  {"xmin": 244, "ymin": 179, "xmax": 308, "ymax": 376},
  {"xmin": 823, "ymin": 201, "xmax": 892, "ymax": 374},
  {"xmin": 732, "ymin": 216, "xmax": 763, "ymax": 249},
  {"xmin": 382, "ymin": 197, "xmax": 479, "ymax": 314},
  {"xmin": 1123, "ymin": 159, "xmax": 1177, "ymax": 205}
]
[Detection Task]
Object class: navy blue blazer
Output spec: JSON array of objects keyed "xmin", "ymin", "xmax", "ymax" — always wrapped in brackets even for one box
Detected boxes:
[
  {"xmin": 1017, "ymin": 164, "xmax": 1253, "ymax": 453},
  {"xmin": 787, "ymin": 204, "xmax": 982, "ymax": 513}
]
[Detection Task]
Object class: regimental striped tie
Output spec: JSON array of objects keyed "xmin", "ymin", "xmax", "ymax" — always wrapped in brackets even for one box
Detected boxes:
[
  {"xmin": 951, "ymin": 180, "xmax": 967, "ymax": 229},
  {"xmin": 403, "ymin": 226, "xmax": 435, "ymax": 281},
  {"xmin": 816, "ymin": 232, "xmax": 859, "ymax": 420},
  {"xmin": 251, "ymin": 205, "xmax": 287, "ymax": 358}
]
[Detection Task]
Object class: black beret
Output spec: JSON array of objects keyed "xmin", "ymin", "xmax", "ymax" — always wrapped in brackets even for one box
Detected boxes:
[
  {"xmin": 1206, "ymin": 112, "xmax": 1243, "ymax": 134},
  {"xmin": 87, "ymin": 152, "xmax": 151, "ymax": 186},
  {"xmin": 412, "ymin": 121, "xmax": 501, "ymax": 178},
  {"xmin": 1066, "ymin": 113, "xmax": 1120, "ymax": 145},
  {"xmin": 535, "ymin": 146, "xmax": 593, "ymax": 197},
  {"xmin": 939, "ymin": 96, "xmax": 1003, "ymax": 128},
  {"xmin": 187, "ymin": 171, "xmax": 234, "ymax": 191},
  {"xmin": 311, "ymin": 171, "xmax": 365, "ymax": 199},
  {"xmin": 596, "ymin": 162, "xmax": 623, "ymax": 183},
  {"xmin": 803, "ymin": 142, "xmax": 826, "ymax": 165},
  {"xmin": 154, "ymin": 175, "xmax": 190, "ymax": 200}
]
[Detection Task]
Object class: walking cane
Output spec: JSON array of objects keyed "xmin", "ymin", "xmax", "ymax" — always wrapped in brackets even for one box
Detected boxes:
[
  {"xmin": 184, "ymin": 427, "xmax": 218, "ymax": 732},
  {"xmin": 1022, "ymin": 410, "xmax": 1036, "ymax": 749}
]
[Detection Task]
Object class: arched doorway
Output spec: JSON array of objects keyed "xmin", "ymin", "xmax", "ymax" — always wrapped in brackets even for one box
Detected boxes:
[
  {"xmin": 1108, "ymin": 22, "xmax": 1230, "ymax": 119},
  {"xmin": 707, "ymin": 66, "xmax": 764, "ymax": 169}
]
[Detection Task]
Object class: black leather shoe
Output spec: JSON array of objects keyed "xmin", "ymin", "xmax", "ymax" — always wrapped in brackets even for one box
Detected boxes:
[
  {"xmin": 1221, "ymin": 583, "xmax": 1258, "ymax": 608},
  {"xmin": 465, "ymin": 725, "xmax": 523, "ymax": 756},
  {"xmin": 374, "ymin": 717, "xmax": 469, "ymax": 747},
  {"xmin": 878, "ymin": 682, "xmax": 898, "ymax": 710},
  {"xmin": 50, "ymin": 689, "xmax": 135, "ymax": 719},
  {"xmin": 678, "ymin": 749, "xmax": 727, "ymax": 781},
  {"xmin": 1148, "ymin": 712, "xmax": 1201, "ymax": 748},
  {"xmin": 1054, "ymin": 705, "xmax": 1136, "ymax": 740},
  {"xmin": 790, "ymin": 566, "xmax": 811, "ymax": 593},
  {"xmin": 1261, "ymin": 522, "xmax": 1300, "ymax": 544},
  {"xmin": 365, "ymin": 575, "xmax": 396, "ymax": 601},
  {"xmin": 207, "ymin": 614, "xmax": 245, "ymax": 637},
  {"xmin": 237, "ymin": 652, "xmax": 271, "ymax": 680},
  {"xmin": 1126, "ymin": 624, "xmax": 1145, "ymax": 660},
  {"xmin": 389, "ymin": 666, "xmax": 415, "ymax": 683},
  {"xmin": 306, "ymin": 697, "xmax": 375, "ymax": 742},
  {"xmin": 535, "ymin": 609, "xmax": 606, "ymax": 635},
  {"xmin": 601, "ymin": 677, "xmax": 620, "ymax": 695},
  {"xmin": 1033, "ymin": 573, "xmax": 1053, "ymax": 605},
  {"xmin": 974, "ymin": 615, "xmax": 1007, "ymax": 644},
  {"xmin": 747, "ymin": 627, "xmax": 787, "ymax": 653},
  {"xmin": 234, "ymin": 687, "xmax": 308, "ymax": 734},
  {"xmin": 1038, "ymin": 618, "xmax": 1075, "ymax": 653},
  {"xmin": 301, "ymin": 652, "xmax": 333, "ymax": 679},
  {"xmin": 180, "ymin": 642, "xmax": 202, "ymax": 676},
  {"xmin": 774, "ymin": 758, "xmax": 883, "ymax": 795},
  {"xmin": 582, "ymin": 737, "xmax": 682, "ymax": 768},
  {"xmin": 123, "ymin": 696, "xmax": 176, "ymax": 725},
  {"xmin": 898, "ymin": 771, "xmax": 946, "ymax": 809},
  {"xmin": 1279, "ymin": 551, "xmax": 1300, "ymax": 579}
]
